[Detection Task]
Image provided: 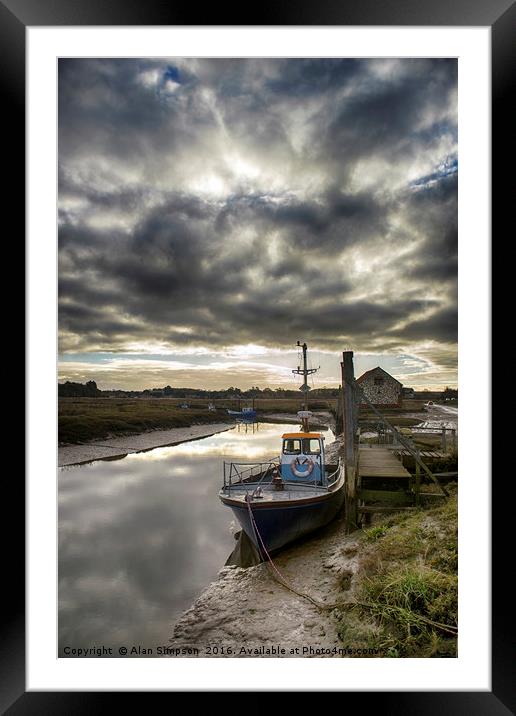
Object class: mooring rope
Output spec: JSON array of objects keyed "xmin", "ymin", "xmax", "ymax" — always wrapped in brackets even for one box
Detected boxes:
[
  {"xmin": 244, "ymin": 497, "xmax": 458, "ymax": 635},
  {"xmin": 245, "ymin": 496, "xmax": 332, "ymax": 610}
]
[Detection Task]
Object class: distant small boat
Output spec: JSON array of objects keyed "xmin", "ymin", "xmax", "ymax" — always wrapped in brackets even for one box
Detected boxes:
[{"xmin": 227, "ymin": 407, "xmax": 257, "ymax": 419}]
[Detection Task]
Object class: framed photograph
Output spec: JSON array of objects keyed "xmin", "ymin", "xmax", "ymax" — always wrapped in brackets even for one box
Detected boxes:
[{"xmin": 9, "ymin": 0, "xmax": 506, "ymax": 708}]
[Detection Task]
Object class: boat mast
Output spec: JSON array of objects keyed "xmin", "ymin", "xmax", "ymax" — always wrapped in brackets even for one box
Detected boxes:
[{"xmin": 292, "ymin": 341, "xmax": 319, "ymax": 429}]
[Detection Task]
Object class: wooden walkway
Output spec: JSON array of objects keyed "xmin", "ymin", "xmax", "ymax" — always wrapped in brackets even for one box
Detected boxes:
[
  {"xmin": 339, "ymin": 349, "xmax": 449, "ymax": 532},
  {"xmin": 393, "ymin": 448, "xmax": 446, "ymax": 461},
  {"xmin": 358, "ymin": 445, "xmax": 411, "ymax": 479}
]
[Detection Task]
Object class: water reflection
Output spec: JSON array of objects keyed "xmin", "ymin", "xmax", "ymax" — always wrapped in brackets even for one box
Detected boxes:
[{"xmin": 59, "ymin": 421, "xmax": 333, "ymax": 656}]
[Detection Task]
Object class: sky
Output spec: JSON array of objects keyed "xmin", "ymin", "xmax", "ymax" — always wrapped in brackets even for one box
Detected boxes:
[{"xmin": 58, "ymin": 58, "xmax": 457, "ymax": 391}]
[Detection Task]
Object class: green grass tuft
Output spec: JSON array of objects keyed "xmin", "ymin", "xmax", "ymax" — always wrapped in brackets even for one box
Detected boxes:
[
  {"xmin": 337, "ymin": 488, "xmax": 458, "ymax": 658},
  {"xmin": 363, "ymin": 525, "xmax": 389, "ymax": 541}
]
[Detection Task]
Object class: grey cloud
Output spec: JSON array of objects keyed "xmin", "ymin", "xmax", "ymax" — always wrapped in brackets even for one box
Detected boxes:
[
  {"xmin": 388, "ymin": 306, "xmax": 458, "ymax": 344},
  {"xmin": 58, "ymin": 58, "xmax": 457, "ymax": 364},
  {"xmin": 313, "ymin": 59, "xmax": 457, "ymax": 181},
  {"xmin": 401, "ymin": 174, "xmax": 458, "ymax": 286}
]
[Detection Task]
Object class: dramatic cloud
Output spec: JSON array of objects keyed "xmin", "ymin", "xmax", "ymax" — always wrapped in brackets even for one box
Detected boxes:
[{"xmin": 58, "ymin": 58, "xmax": 457, "ymax": 389}]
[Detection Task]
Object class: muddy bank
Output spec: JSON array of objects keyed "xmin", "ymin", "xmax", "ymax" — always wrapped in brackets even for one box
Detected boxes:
[
  {"xmin": 58, "ymin": 422, "xmax": 233, "ymax": 467},
  {"xmin": 170, "ymin": 508, "xmax": 363, "ymax": 657},
  {"xmin": 59, "ymin": 412, "xmax": 334, "ymax": 467},
  {"xmin": 403, "ymin": 404, "xmax": 458, "ymax": 430},
  {"xmin": 170, "ymin": 434, "xmax": 359, "ymax": 659},
  {"xmin": 170, "ymin": 476, "xmax": 458, "ymax": 659}
]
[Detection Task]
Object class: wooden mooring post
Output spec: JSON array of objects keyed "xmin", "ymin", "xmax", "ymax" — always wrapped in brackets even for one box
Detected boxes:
[
  {"xmin": 415, "ymin": 448, "xmax": 421, "ymax": 507},
  {"xmin": 341, "ymin": 351, "xmax": 358, "ymax": 533}
]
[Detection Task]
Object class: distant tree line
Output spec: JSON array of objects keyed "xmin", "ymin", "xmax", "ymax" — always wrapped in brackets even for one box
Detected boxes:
[
  {"xmin": 413, "ymin": 387, "xmax": 458, "ymax": 400},
  {"xmin": 58, "ymin": 381, "xmax": 341, "ymax": 399},
  {"xmin": 58, "ymin": 380, "xmax": 457, "ymax": 402},
  {"xmin": 442, "ymin": 387, "xmax": 458, "ymax": 399},
  {"xmin": 58, "ymin": 380, "xmax": 102, "ymax": 397}
]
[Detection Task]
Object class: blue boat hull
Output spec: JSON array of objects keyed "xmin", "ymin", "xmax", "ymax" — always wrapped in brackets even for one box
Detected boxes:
[{"xmin": 222, "ymin": 483, "xmax": 345, "ymax": 553}]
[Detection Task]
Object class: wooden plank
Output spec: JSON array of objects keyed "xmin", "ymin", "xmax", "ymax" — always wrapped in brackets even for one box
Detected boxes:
[
  {"xmin": 393, "ymin": 449, "xmax": 446, "ymax": 460},
  {"xmin": 360, "ymin": 455, "xmax": 405, "ymax": 464},
  {"xmin": 359, "ymin": 489, "xmax": 414, "ymax": 505},
  {"xmin": 359, "ymin": 505, "xmax": 418, "ymax": 513},
  {"xmin": 361, "ymin": 472, "xmax": 411, "ymax": 478},
  {"xmin": 358, "ymin": 446, "xmax": 411, "ymax": 479}
]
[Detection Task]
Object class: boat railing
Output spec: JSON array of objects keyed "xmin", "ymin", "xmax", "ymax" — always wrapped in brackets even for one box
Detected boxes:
[
  {"xmin": 223, "ymin": 458, "xmax": 280, "ymax": 493},
  {"xmin": 223, "ymin": 458, "xmax": 341, "ymax": 493},
  {"xmin": 326, "ymin": 463, "xmax": 340, "ymax": 486}
]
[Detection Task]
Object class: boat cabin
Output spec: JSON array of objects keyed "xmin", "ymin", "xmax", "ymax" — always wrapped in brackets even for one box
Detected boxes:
[{"xmin": 280, "ymin": 432, "xmax": 325, "ymax": 484}]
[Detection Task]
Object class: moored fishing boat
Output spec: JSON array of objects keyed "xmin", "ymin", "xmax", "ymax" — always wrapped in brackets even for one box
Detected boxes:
[{"xmin": 218, "ymin": 342, "xmax": 345, "ymax": 554}]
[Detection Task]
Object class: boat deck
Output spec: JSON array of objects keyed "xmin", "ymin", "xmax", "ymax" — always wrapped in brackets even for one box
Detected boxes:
[{"xmin": 220, "ymin": 483, "xmax": 329, "ymax": 503}]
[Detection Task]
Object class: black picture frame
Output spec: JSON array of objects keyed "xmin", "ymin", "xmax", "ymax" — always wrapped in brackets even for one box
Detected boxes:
[{"xmin": 7, "ymin": 0, "xmax": 506, "ymax": 710}]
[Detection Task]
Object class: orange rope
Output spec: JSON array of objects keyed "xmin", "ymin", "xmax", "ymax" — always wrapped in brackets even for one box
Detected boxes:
[{"xmin": 245, "ymin": 496, "xmax": 336, "ymax": 610}]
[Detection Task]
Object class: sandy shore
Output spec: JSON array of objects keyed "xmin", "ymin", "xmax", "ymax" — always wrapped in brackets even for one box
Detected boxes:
[{"xmin": 58, "ymin": 422, "xmax": 233, "ymax": 467}]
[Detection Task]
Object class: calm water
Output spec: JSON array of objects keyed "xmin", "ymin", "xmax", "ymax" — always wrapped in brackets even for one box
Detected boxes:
[{"xmin": 59, "ymin": 421, "xmax": 333, "ymax": 656}]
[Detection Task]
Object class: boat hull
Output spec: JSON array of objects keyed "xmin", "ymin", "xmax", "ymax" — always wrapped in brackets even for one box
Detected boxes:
[{"xmin": 221, "ymin": 478, "xmax": 345, "ymax": 553}]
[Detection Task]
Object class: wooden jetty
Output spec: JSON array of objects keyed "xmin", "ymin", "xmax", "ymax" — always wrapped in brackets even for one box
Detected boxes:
[
  {"xmin": 357, "ymin": 445, "xmax": 417, "ymax": 512},
  {"xmin": 394, "ymin": 448, "xmax": 446, "ymax": 461},
  {"xmin": 393, "ymin": 448, "xmax": 447, "ymax": 471},
  {"xmin": 339, "ymin": 351, "xmax": 450, "ymax": 533},
  {"xmin": 359, "ymin": 445, "xmax": 411, "ymax": 479}
]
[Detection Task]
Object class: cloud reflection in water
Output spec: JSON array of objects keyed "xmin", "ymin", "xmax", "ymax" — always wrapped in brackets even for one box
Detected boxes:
[{"xmin": 58, "ymin": 422, "xmax": 322, "ymax": 654}]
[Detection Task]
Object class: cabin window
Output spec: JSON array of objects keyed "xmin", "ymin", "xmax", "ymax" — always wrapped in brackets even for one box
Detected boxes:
[
  {"xmin": 283, "ymin": 439, "xmax": 301, "ymax": 455},
  {"xmin": 303, "ymin": 438, "xmax": 321, "ymax": 454}
]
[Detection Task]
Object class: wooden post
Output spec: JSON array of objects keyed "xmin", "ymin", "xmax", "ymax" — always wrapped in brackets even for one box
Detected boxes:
[
  {"xmin": 415, "ymin": 448, "xmax": 421, "ymax": 506},
  {"xmin": 451, "ymin": 428, "xmax": 456, "ymax": 451},
  {"xmin": 341, "ymin": 351, "xmax": 358, "ymax": 533},
  {"xmin": 342, "ymin": 352, "xmax": 355, "ymax": 467},
  {"xmin": 441, "ymin": 426, "xmax": 447, "ymax": 451}
]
